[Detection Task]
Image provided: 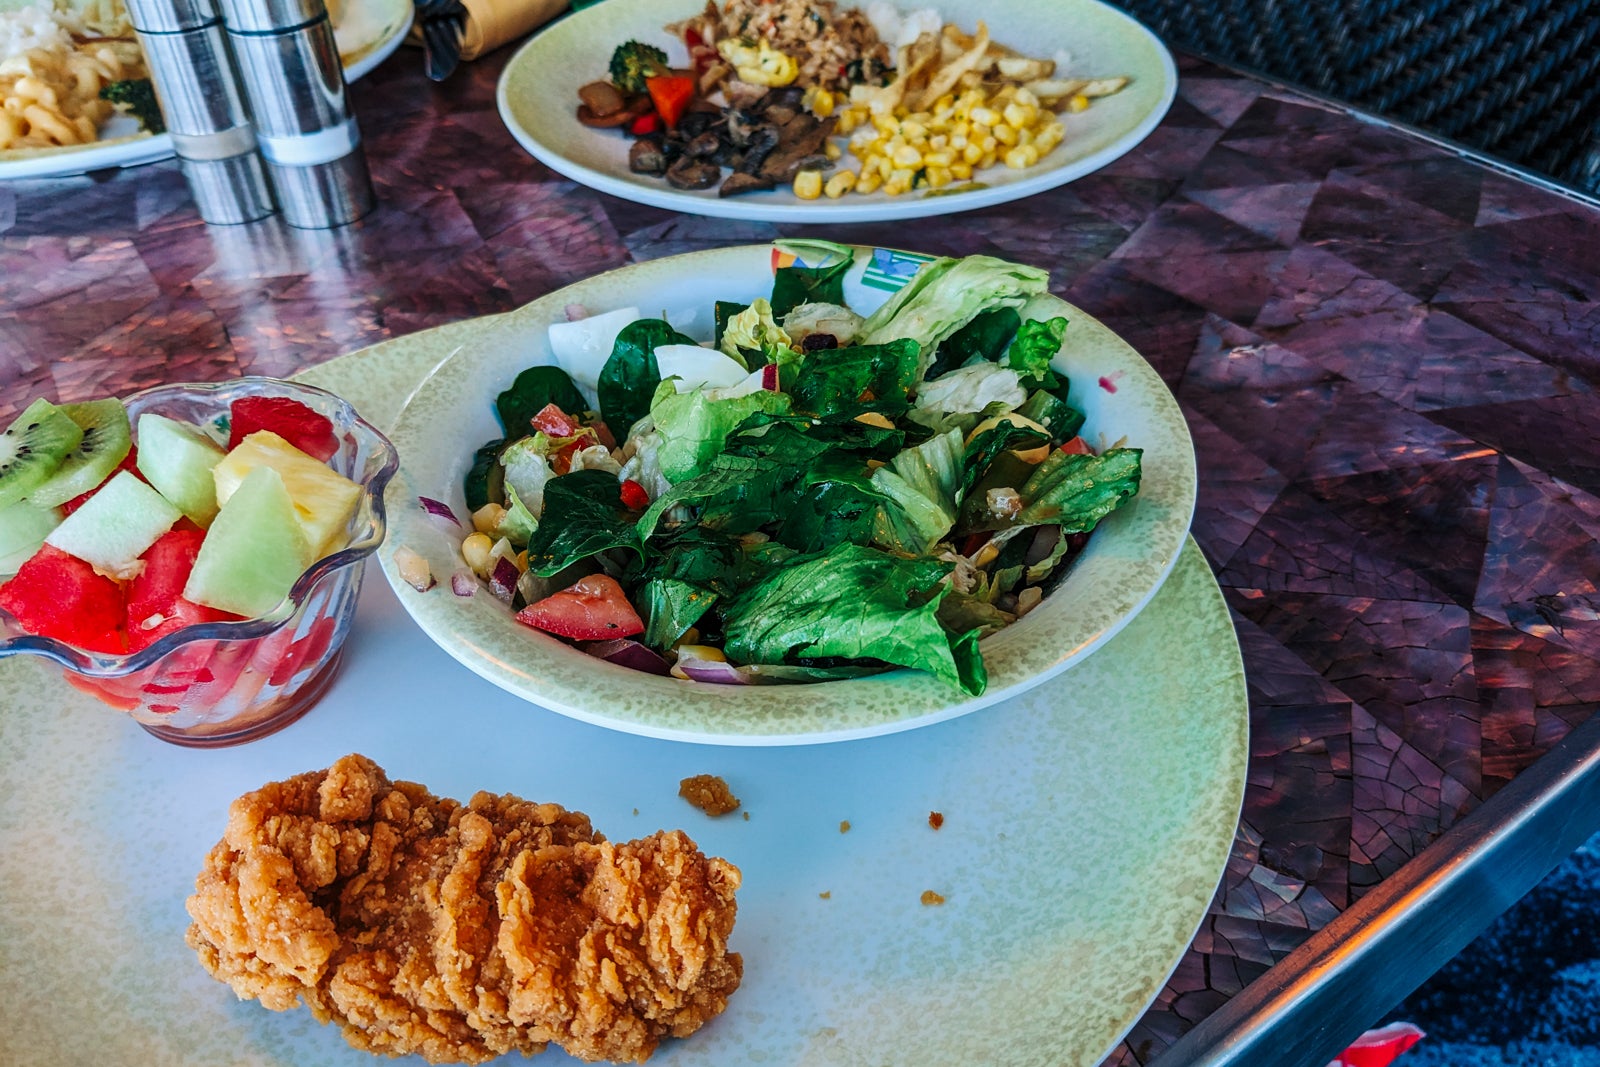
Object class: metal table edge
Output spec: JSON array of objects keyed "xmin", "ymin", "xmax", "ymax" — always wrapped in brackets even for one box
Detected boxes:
[{"xmin": 1152, "ymin": 707, "xmax": 1600, "ymax": 1067}]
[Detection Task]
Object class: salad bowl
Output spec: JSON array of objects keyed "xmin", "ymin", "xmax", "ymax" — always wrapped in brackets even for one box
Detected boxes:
[{"xmin": 379, "ymin": 243, "xmax": 1196, "ymax": 744}]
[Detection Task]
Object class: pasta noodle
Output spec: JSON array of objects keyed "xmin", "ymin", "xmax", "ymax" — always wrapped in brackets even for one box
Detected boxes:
[{"xmin": 0, "ymin": 1, "xmax": 145, "ymax": 151}]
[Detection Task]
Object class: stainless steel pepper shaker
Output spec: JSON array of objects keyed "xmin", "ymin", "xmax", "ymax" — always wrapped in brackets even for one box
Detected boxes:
[
  {"xmin": 217, "ymin": 0, "xmax": 375, "ymax": 228},
  {"xmin": 122, "ymin": 0, "xmax": 276, "ymax": 225}
]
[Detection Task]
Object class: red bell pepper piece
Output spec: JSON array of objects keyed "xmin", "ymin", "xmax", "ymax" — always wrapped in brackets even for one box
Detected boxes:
[
  {"xmin": 645, "ymin": 74, "xmax": 696, "ymax": 130},
  {"xmin": 629, "ymin": 112, "xmax": 661, "ymax": 136}
]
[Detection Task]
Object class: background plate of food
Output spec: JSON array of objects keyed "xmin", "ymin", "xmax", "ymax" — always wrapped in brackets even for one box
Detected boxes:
[
  {"xmin": 497, "ymin": 0, "xmax": 1177, "ymax": 221},
  {"xmin": 0, "ymin": 0, "xmax": 412, "ymax": 180},
  {"xmin": 378, "ymin": 242, "xmax": 1198, "ymax": 744}
]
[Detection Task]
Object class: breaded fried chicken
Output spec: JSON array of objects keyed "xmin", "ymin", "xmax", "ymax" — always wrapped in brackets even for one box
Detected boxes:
[{"xmin": 185, "ymin": 754, "xmax": 742, "ymax": 1064}]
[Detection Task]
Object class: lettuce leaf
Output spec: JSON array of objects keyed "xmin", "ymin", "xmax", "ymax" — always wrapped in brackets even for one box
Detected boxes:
[
  {"xmin": 638, "ymin": 577, "xmax": 716, "ymax": 651},
  {"xmin": 650, "ymin": 381, "xmax": 792, "ymax": 484},
  {"xmin": 718, "ymin": 298, "xmax": 792, "ymax": 368},
  {"xmin": 1003, "ymin": 316, "xmax": 1068, "ymax": 389},
  {"xmin": 907, "ymin": 362, "xmax": 1027, "ymax": 434},
  {"xmin": 870, "ymin": 428, "xmax": 964, "ymax": 554},
  {"xmin": 1016, "ymin": 447, "xmax": 1143, "ymax": 531},
  {"xmin": 721, "ymin": 542, "xmax": 987, "ymax": 695}
]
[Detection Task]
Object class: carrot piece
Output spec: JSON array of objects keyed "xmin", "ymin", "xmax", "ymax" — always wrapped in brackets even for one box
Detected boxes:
[{"xmin": 646, "ymin": 75, "xmax": 696, "ymax": 130}]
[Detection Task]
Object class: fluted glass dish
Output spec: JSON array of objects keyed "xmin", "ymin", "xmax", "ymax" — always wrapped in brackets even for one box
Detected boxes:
[{"xmin": 0, "ymin": 378, "xmax": 398, "ymax": 747}]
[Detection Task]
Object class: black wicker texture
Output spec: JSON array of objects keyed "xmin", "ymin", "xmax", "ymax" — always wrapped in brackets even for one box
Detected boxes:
[{"xmin": 1112, "ymin": 0, "xmax": 1600, "ymax": 193}]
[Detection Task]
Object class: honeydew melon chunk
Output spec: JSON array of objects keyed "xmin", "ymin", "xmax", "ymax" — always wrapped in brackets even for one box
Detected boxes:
[
  {"xmin": 184, "ymin": 466, "xmax": 313, "ymax": 618},
  {"xmin": 212, "ymin": 430, "xmax": 361, "ymax": 557},
  {"xmin": 44, "ymin": 470, "xmax": 181, "ymax": 580},
  {"xmin": 0, "ymin": 499, "xmax": 63, "ymax": 576},
  {"xmin": 136, "ymin": 413, "xmax": 226, "ymax": 526}
]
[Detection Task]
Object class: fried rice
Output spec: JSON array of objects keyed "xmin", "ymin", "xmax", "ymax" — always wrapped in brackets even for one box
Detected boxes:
[{"xmin": 671, "ymin": 0, "xmax": 893, "ymax": 94}]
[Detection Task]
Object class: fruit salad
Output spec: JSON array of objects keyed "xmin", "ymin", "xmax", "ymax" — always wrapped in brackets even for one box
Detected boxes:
[{"xmin": 0, "ymin": 379, "xmax": 397, "ymax": 744}]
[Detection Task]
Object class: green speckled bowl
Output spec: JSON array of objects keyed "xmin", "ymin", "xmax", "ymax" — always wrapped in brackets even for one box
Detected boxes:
[{"xmin": 379, "ymin": 244, "xmax": 1196, "ymax": 743}]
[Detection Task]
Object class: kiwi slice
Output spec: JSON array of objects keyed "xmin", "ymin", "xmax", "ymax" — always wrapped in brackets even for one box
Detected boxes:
[
  {"xmin": 27, "ymin": 398, "xmax": 133, "ymax": 510},
  {"xmin": 0, "ymin": 398, "xmax": 84, "ymax": 511}
]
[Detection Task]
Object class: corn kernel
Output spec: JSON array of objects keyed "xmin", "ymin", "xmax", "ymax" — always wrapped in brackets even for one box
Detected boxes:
[
  {"xmin": 928, "ymin": 133, "xmax": 948, "ymax": 150},
  {"xmin": 952, "ymin": 120, "xmax": 970, "ymax": 139},
  {"xmin": 883, "ymin": 177, "xmax": 909, "ymax": 196},
  {"xmin": 824, "ymin": 170, "xmax": 857, "ymax": 198},
  {"xmin": 891, "ymin": 143, "xmax": 922, "ymax": 168},
  {"xmin": 950, "ymin": 160, "xmax": 973, "ymax": 180},
  {"xmin": 872, "ymin": 112, "xmax": 897, "ymax": 134},
  {"xmin": 933, "ymin": 93, "xmax": 955, "ymax": 112},
  {"xmin": 1014, "ymin": 87, "xmax": 1040, "ymax": 108},
  {"xmin": 515, "ymin": 549, "xmax": 529, "ymax": 572},
  {"xmin": 979, "ymin": 133, "xmax": 998, "ymax": 152},
  {"xmin": 1002, "ymin": 102, "xmax": 1036, "ymax": 129},
  {"xmin": 811, "ymin": 89, "xmax": 835, "ymax": 118},
  {"xmin": 836, "ymin": 111, "xmax": 859, "ymax": 134},
  {"xmin": 980, "ymin": 148, "xmax": 997, "ymax": 168},
  {"xmin": 461, "ymin": 532, "xmax": 493, "ymax": 575},
  {"xmin": 994, "ymin": 124, "xmax": 1018, "ymax": 145},
  {"xmin": 900, "ymin": 119, "xmax": 927, "ymax": 142},
  {"xmin": 1067, "ymin": 93, "xmax": 1090, "ymax": 113},
  {"xmin": 925, "ymin": 166, "xmax": 953, "ymax": 188},
  {"xmin": 922, "ymin": 149, "xmax": 953, "ymax": 167},
  {"xmin": 792, "ymin": 169, "xmax": 823, "ymax": 200},
  {"xmin": 856, "ymin": 169, "xmax": 883, "ymax": 194},
  {"xmin": 889, "ymin": 166, "xmax": 917, "ymax": 187},
  {"xmin": 825, "ymin": 140, "xmax": 842, "ymax": 160},
  {"xmin": 471, "ymin": 502, "xmax": 506, "ymax": 534},
  {"xmin": 949, "ymin": 132, "xmax": 968, "ymax": 150},
  {"xmin": 961, "ymin": 140, "xmax": 984, "ymax": 165},
  {"xmin": 1003, "ymin": 146, "xmax": 1030, "ymax": 169},
  {"xmin": 970, "ymin": 106, "xmax": 1000, "ymax": 127},
  {"xmin": 1017, "ymin": 128, "xmax": 1034, "ymax": 147}
]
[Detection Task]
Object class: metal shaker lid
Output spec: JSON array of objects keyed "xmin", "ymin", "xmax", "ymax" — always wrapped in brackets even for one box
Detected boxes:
[{"xmin": 123, "ymin": 0, "xmax": 221, "ymax": 33}]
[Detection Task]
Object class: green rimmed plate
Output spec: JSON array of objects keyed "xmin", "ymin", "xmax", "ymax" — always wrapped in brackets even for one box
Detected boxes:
[{"xmin": 378, "ymin": 243, "xmax": 1197, "ymax": 744}]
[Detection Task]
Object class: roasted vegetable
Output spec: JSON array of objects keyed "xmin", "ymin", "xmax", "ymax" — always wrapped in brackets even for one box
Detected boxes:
[{"xmin": 609, "ymin": 40, "xmax": 671, "ymax": 95}]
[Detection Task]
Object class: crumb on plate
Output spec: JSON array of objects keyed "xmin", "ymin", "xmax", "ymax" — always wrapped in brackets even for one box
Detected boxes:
[
  {"xmin": 680, "ymin": 773, "xmax": 741, "ymax": 816},
  {"xmin": 921, "ymin": 890, "xmax": 946, "ymax": 906},
  {"xmin": 928, "ymin": 811, "xmax": 944, "ymax": 830}
]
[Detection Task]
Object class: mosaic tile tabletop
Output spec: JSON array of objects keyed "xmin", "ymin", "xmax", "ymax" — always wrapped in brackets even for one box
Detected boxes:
[{"xmin": 3, "ymin": 42, "xmax": 1599, "ymax": 1065}]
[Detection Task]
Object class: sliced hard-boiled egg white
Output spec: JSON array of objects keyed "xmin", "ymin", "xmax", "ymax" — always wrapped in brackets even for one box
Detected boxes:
[
  {"xmin": 546, "ymin": 306, "xmax": 640, "ymax": 406},
  {"xmin": 654, "ymin": 344, "xmax": 751, "ymax": 393}
]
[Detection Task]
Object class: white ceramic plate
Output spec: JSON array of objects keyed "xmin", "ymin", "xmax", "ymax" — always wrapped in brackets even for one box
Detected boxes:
[
  {"xmin": 496, "ymin": 0, "xmax": 1176, "ymax": 222},
  {"xmin": 379, "ymin": 244, "xmax": 1198, "ymax": 744},
  {"xmin": 0, "ymin": 0, "xmax": 413, "ymax": 181}
]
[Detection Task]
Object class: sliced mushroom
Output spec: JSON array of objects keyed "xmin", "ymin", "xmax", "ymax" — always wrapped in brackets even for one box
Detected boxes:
[
  {"xmin": 665, "ymin": 155, "xmax": 721, "ymax": 190},
  {"xmin": 629, "ymin": 137, "xmax": 668, "ymax": 175},
  {"xmin": 719, "ymin": 172, "xmax": 775, "ymax": 197}
]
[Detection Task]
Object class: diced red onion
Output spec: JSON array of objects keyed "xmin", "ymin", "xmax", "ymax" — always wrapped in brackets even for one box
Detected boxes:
[
  {"xmin": 564, "ymin": 302, "xmax": 588, "ymax": 321},
  {"xmin": 581, "ymin": 638, "xmax": 671, "ymax": 676},
  {"xmin": 450, "ymin": 570, "xmax": 476, "ymax": 597},
  {"xmin": 488, "ymin": 556, "xmax": 521, "ymax": 603},
  {"xmin": 761, "ymin": 362, "xmax": 779, "ymax": 391},
  {"xmin": 676, "ymin": 658, "xmax": 751, "ymax": 685},
  {"xmin": 418, "ymin": 496, "xmax": 461, "ymax": 526}
]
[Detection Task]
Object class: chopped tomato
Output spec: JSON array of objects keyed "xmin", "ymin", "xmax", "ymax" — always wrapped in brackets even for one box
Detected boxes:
[
  {"xmin": 530, "ymin": 403, "xmax": 581, "ymax": 438},
  {"xmin": 1058, "ymin": 436, "xmax": 1093, "ymax": 455},
  {"xmin": 958, "ymin": 531, "xmax": 992, "ymax": 558},
  {"xmin": 619, "ymin": 479, "xmax": 650, "ymax": 510},
  {"xmin": 645, "ymin": 74, "xmax": 696, "ymax": 130},
  {"xmin": 516, "ymin": 574, "xmax": 644, "ymax": 640}
]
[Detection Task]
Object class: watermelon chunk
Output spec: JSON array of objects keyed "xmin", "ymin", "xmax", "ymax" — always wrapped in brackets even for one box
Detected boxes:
[
  {"xmin": 228, "ymin": 396, "xmax": 339, "ymax": 462},
  {"xmin": 126, "ymin": 526, "xmax": 243, "ymax": 651},
  {"xmin": 0, "ymin": 544, "xmax": 126, "ymax": 653}
]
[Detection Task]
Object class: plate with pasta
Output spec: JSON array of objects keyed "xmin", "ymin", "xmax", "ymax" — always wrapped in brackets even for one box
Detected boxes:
[{"xmin": 0, "ymin": 0, "xmax": 412, "ymax": 180}]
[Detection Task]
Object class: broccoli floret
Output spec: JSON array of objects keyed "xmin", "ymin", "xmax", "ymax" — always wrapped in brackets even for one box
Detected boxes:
[
  {"xmin": 609, "ymin": 40, "xmax": 670, "ymax": 95},
  {"xmin": 100, "ymin": 79, "xmax": 166, "ymax": 134}
]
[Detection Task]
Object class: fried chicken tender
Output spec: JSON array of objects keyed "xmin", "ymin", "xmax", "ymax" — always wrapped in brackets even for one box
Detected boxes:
[{"xmin": 185, "ymin": 754, "xmax": 743, "ymax": 1064}]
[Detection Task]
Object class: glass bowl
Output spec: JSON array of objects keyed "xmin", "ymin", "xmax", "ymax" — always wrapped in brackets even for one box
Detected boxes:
[{"xmin": 0, "ymin": 377, "xmax": 399, "ymax": 747}]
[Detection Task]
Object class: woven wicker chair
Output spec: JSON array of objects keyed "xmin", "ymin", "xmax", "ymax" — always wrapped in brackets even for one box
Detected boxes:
[{"xmin": 1110, "ymin": 0, "xmax": 1600, "ymax": 193}]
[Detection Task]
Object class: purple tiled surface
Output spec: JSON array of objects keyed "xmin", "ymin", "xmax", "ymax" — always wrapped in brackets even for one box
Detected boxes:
[{"xmin": 3, "ymin": 45, "xmax": 1599, "ymax": 1065}]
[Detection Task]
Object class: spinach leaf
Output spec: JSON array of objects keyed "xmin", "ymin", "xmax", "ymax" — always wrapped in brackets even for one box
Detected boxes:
[
  {"xmin": 464, "ymin": 437, "xmax": 504, "ymax": 512},
  {"xmin": 926, "ymin": 306, "xmax": 1020, "ymax": 380},
  {"xmin": 1016, "ymin": 447, "xmax": 1143, "ymax": 531},
  {"xmin": 643, "ymin": 524, "xmax": 748, "ymax": 595},
  {"xmin": 770, "ymin": 240, "xmax": 854, "ymax": 317},
  {"xmin": 789, "ymin": 338, "xmax": 921, "ymax": 420},
  {"xmin": 721, "ymin": 542, "xmax": 987, "ymax": 695},
  {"xmin": 597, "ymin": 319, "xmax": 694, "ymax": 440},
  {"xmin": 638, "ymin": 577, "xmax": 717, "ymax": 651},
  {"xmin": 637, "ymin": 451, "xmax": 794, "ymax": 539},
  {"xmin": 1015, "ymin": 388, "xmax": 1085, "ymax": 443},
  {"xmin": 713, "ymin": 300, "xmax": 748, "ymax": 349},
  {"xmin": 775, "ymin": 474, "xmax": 886, "ymax": 554},
  {"xmin": 496, "ymin": 365, "xmax": 589, "ymax": 437},
  {"xmin": 962, "ymin": 420, "xmax": 1050, "ymax": 495},
  {"xmin": 524, "ymin": 469, "xmax": 645, "ymax": 576}
]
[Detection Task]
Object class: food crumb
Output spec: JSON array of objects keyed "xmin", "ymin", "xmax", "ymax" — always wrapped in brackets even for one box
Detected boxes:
[
  {"xmin": 632, "ymin": 807, "xmax": 639, "ymax": 816},
  {"xmin": 839, "ymin": 820, "xmax": 851, "ymax": 833},
  {"xmin": 920, "ymin": 890, "xmax": 945, "ymax": 906},
  {"xmin": 928, "ymin": 811, "xmax": 944, "ymax": 830},
  {"xmin": 819, "ymin": 891, "xmax": 831, "ymax": 899},
  {"xmin": 679, "ymin": 774, "xmax": 740, "ymax": 816},
  {"xmin": 742, "ymin": 811, "xmax": 750, "ymax": 821}
]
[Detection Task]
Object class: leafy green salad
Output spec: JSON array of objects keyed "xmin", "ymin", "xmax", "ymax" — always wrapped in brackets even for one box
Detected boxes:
[{"xmin": 451, "ymin": 243, "xmax": 1142, "ymax": 696}]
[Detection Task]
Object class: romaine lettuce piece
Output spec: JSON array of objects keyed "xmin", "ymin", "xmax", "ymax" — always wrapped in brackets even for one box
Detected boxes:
[
  {"xmin": 718, "ymin": 298, "xmax": 792, "ymax": 368},
  {"xmin": 639, "ymin": 576, "xmax": 717, "ymax": 651},
  {"xmin": 1015, "ymin": 388, "xmax": 1085, "ymax": 442},
  {"xmin": 650, "ymin": 380, "xmax": 792, "ymax": 484},
  {"xmin": 1017, "ymin": 447, "xmax": 1143, "ymax": 531},
  {"xmin": 856, "ymin": 255, "xmax": 1050, "ymax": 378},
  {"xmin": 907, "ymin": 362, "xmax": 1026, "ymax": 433},
  {"xmin": 721, "ymin": 542, "xmax": 986, "ymax": 695},
  {"xmin": 870, "ymin": 428, "xmax": 964, "ymax": 554},
  {"xmin": 491, "ymin": 480, "xmax": 539, "ymax": 547},
  {"xmin": 1004, "ymin": 316, "xmax": 1068, "ymax": 387},
  {"xmin": 500, "ymin": 435, "xmax": 555, "ymax": 516}
]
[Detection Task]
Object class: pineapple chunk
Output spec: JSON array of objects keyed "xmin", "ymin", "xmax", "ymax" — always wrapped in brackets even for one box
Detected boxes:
[{"xmin": 213, "ymin": 431, "xmax": 360, "ymax": 557}]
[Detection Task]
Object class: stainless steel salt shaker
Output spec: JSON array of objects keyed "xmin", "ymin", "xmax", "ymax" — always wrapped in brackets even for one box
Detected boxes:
[
  {"xmin": 218, "ymin": 0, "xmax": 375, "ymax": 228},
  {"xmin": 122, "ymin": 0, "xmax": 275, "ymax": 225}
]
